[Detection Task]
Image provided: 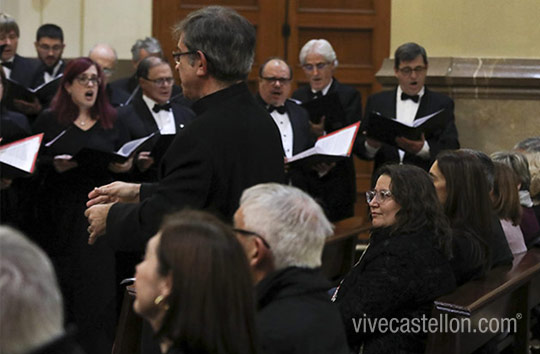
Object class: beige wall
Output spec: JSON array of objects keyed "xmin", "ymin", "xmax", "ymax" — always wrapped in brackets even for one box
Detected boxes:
[
  {"xmin": 391, "ymin": 0, "xmax": 540, "ymax": 58},
  {"xmin": 0, "ymin": 0, "xmax": 152, "ymax": 59}
]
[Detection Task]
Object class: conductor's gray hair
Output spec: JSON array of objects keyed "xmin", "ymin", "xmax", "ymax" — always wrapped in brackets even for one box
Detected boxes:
[
  {"xmin": 131, "ymin": 36, "xmax": 163, "ymax": 62},
  {"xmin": 239, "ymin": 183, "xmax": 334, "ymax": 270},
  {"xmin": 172, "ymin": 6, "xmax": 256, "ymax": 83},
  {"xmin": 0, "ymin": 226, "xmax": 64, "ymax": 354},
  {"xmin": 299, "ymin": 39, "xmax": 338, "ymax": 67}
]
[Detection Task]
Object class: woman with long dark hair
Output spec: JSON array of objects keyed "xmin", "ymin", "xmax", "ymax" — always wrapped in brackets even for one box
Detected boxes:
[
  {"xmin": 429, "ymin": 150, "xmax": 494, "ymax": 285},
  {"xmin": 333, "ymin": 164, "xmax": 456, "ymax": 354},
  {"xmin": 134, "ymin": 210, "xmax": 259, "ymax": 354},
  {"xmin": 32, "ymin": 57, "xmax": 129, "ymax": 354}
]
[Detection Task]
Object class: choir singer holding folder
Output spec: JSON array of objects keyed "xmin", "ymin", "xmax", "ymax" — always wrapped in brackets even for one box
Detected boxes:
[
  {"xmin": 357, "ymin": 42, "xmax": 460, "ymax": 182},
  {"xmin": 32, "ymin": 57, "xmax": 130, "ymax": 354}
]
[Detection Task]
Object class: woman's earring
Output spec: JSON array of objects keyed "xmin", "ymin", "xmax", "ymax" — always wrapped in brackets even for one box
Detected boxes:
[{"xmin": 154, "ymin": 294, "xmax": 170, "ymax": 310}]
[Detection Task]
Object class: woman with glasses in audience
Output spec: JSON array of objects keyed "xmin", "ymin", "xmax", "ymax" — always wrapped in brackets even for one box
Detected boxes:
[
  {"xmin": 134, "ymin": 210, "xmax": 259, "ymax": 354},
  {"xmin": 333, "ymin": 164, "xmax": 455, "ymax": 354},
  {"xmin": 32, "ymin": 57, "xmax": 129, "ymax": 354}
]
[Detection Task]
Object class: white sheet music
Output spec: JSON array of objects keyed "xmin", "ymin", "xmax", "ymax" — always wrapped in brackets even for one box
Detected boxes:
[{"xmin": 0, "ymin": 134, "xmax": 43, "ymax": 173}]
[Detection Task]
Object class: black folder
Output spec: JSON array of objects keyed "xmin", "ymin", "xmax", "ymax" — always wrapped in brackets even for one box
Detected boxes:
[
  {"xmin": 301, "ymin": 92, "xmax": 346, "ymax": 131},
  {"xmin": 5, "ymin": 75, "xmax": 62, "ymax": 106},
  {"xmin": 365, "ymin": 109, "xmax": 446, "ymax": 147}
]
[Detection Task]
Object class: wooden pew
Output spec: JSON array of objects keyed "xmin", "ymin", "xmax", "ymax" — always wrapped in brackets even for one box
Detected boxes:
[
  {"xmin": 425, "ymin": 248, "xmax": 540, "ymax": 354},
  {"xmin": 321, "ymin": 216, "xmax": 370, "ymax": 285}
]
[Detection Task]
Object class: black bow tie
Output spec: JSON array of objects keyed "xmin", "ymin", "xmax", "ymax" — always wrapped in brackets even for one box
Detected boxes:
[
  {"xmin": 401, "ymin": 92, "xmax": 420, "ymax": 103},
  {"xmin": 267, "ymin": 105, "xmax": 286, "ymax": 114},
  {"xmin": 1, "ymin": 61, "xmax": 13, "ymax": 69},
  {"xmin": 152, "ymin": 103, "xmax": 172, "ymax": 113},
  {"xmin": 45, "ymin": 66, "xmax": 55, "ymax": 75},
  {"xmin": 310, "ymin": 91, "xmax": 322, "ymax": 100}
]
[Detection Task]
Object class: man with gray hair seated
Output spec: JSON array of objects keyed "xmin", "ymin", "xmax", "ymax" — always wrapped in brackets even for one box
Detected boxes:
[
  {"xmin": 0, "ymin": 226, "xmax": 83, "ymax": 354},
  {"xmin": 234, "ymin": 183, "xmax": 349, "ymax": 354}
]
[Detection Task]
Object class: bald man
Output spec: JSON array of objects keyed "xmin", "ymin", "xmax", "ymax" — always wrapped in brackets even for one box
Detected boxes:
[{"xmin": 88, "ymin": 43, "xmax": 117, "ymax": 84}]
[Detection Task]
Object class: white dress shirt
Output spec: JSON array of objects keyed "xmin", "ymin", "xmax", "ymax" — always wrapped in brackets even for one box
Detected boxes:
[
  {"xmin": 142, "ymin": 94, "xmax": 176, "ymax": 135},
  {"xmin": 270, "ymin": 109, "xmax": 294, "ymax": 158}
]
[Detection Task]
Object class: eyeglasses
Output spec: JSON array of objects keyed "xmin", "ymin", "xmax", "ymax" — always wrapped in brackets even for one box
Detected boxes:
[
  {"xmin": 172, "ymin": 50, "xmax": 197, "ymax": 65},
  {"xmin": 143, "ymin": 77, "xmax": 174, "ymax": 87},
  {"xmin": 261, "ymin": 76, "xmax": 291, "ymax": 84},
  {"xmin": 102, "ymin": 68, "xmax": 114, "ymax": 77},
  {"xmin": 365, "ymin": 189, "xmax": 393, "ymax": 203},
  {"xmin": 75, "ymin": 75, "xmax": 101, "ymax": 86},
  {"xmin": 398, "ymin": 66, "xmax": 427, "ymax": 76},
  {"xmin": 233, "ymin": 228, "xmax": 271, "ymax": 249},
  {"xmin": 37, "ymin": 44, "xmax": 63, "ymax": 52},
  {"xmin": 302, "ymin": 62, "xmax": 330, "ymax": 72}
]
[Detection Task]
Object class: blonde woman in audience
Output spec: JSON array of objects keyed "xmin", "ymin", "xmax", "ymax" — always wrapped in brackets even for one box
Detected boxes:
[
  {"xmin": 491, "ymin": 162, "xmax": 527, "ymax": 254},
  {"xmin": 134, "ymin": 210, "xmax": 259, "ymax": 354}
]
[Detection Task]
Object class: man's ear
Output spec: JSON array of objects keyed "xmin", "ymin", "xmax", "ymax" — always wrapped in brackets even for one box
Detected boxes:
[
  {"xmin": 251, "ymin": 237, "xmax": 272, "ymax": 268},
  {"xmin": 195, "ymin": 50, "xmax": 209, "ymax": 77}
]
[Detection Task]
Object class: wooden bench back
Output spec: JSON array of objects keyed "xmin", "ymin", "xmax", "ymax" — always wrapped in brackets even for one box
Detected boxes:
[{"xmin": 425, "ymin": 248, "xmax": 540, "ymax": 354}]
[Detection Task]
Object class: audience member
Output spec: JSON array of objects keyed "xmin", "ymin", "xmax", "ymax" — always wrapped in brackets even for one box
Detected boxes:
[
  {"xmin": 0, "ymin": 226, "xmax": 84, "ymax": 354},
  {"xmin": 292, "ymin": 39, "xmax": 362, "ymax": 221},
  {"xmin": 491, "ymin": 150, "xmax": 540, "ymax": 246},
  {"xmin": 514, "ymin": 137, "xmax": 540, "ymax": 222},
  {"xmin": 32, "ymin": 57, "xmax": 129, "ymax": 354},
  {"xmin": 491, "ymin": 162, "xmax": 527, "ymax": 254},
  {"xmin": 256, "ymin": 57, "xmax": 315, "ymax": 185},
  {"xmin": 333, "ymin": 164, "xmax": 456, "ymax": 353},
  {"xmin": 118, "ymin": 56, "xmax": 194, "ymax": 182},
  {"xmin": 430, "ymin": 150, "xmax": 495, "ymax": 285},
  {"xmin": 459, "ymin": 149, "xmax": 515, "ymax": 266},
  {"xmin": 85, "ymin": 6, "xmax": 285, "ymax": 251},
  {"xmin": 235, "ymin": 183, "xmax": 349, "ymax": 354},
  {"xmin": 134, "ymin": 210, "xmax": 259, "ymax": 354},
  {"xmin": 88, "ymin": 43, "xmax": 117, "ymax": 84},
  {"xmin": 357, "ymin": 42, "xmax": 460, "ymax": 182}
]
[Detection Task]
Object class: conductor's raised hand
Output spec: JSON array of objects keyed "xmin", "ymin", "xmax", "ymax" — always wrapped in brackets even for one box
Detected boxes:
[{"xmin": 86, "ymin": 181, "xmax": 141, "ymax": 207}]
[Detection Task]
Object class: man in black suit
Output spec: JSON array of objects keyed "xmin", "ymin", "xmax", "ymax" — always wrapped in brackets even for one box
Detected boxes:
[
  {"xmin": 256, "ymin": 57, "xmax": 315, "ymax": 186},
  {"xmin": 0, "ymin": 13, "xmax": 39, "ymax": 114},
  {"xmin": 357, "ymin": 42, "xmax": 460, "ymax": 180},
  {"xmin": 118, "ymin": 56, "xmax": 194, "ymax": 182},
  {"xmin": 292, "ymin": 39, "xmax": 362, "ymax": 222},
  {"xmin": 85, "ymin": 6, "xmax": 285, "ymax": 251},
  {"xmin": 28, "ymin": 24, "xmax": 66, "ymax": 113}
]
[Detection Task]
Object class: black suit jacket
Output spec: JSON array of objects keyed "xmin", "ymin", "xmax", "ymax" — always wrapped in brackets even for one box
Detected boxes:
[
  {"xmin": 291, "ymin": 78, "xmax": 362, "ymax": 221},
  {"xmin": 7, "ymin": 54, "xmax": 39, "ymax": 88},
  {"xmin": 107, "ymin": 83, "xmax": 286, "ymax": 251},
  {"xmin": 30, "ymin": 60, "xmax": 66, "ymax": 108},
  {"xmin": 358, "ymin": 87, "xmax": 460, "ymax": 177},
  {"xmin": 117, "ymin": 94, "xmax": 195, "ymax": 182}
]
